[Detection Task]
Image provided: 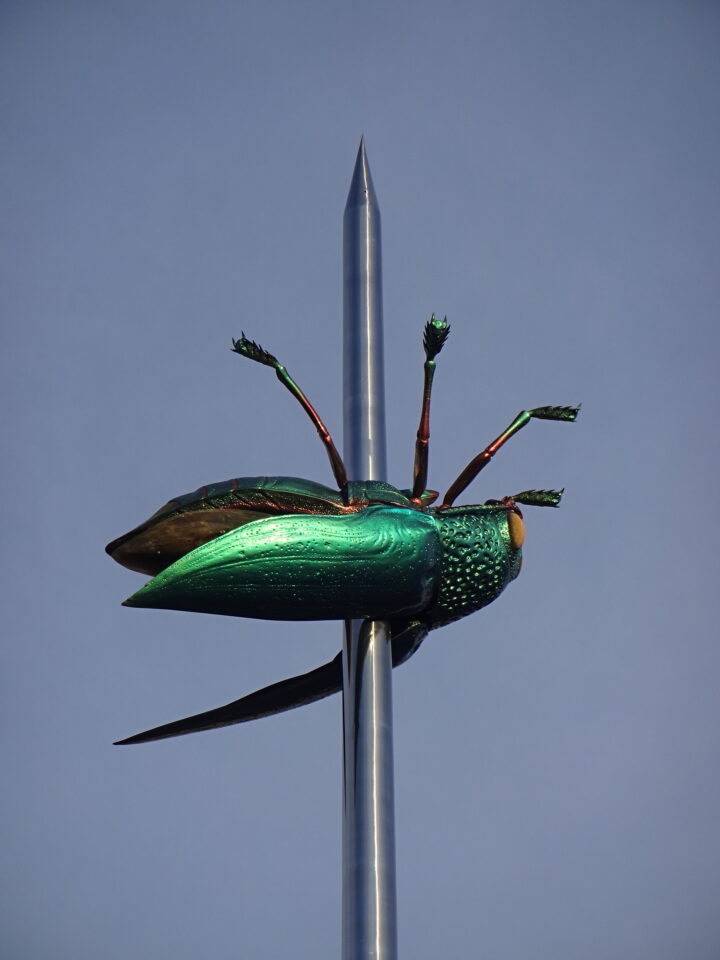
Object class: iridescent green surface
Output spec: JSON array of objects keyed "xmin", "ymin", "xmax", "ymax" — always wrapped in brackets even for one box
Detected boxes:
[
  {"xmin": 123, "ymin": 497, "xmax": 521, "ymax": 632},
  {"xmin": 125, "ymin": 505, "xmax": 443, "ymax": 621}
]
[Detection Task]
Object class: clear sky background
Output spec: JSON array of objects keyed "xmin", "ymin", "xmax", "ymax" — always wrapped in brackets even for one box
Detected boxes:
[{"xmin": 2, "ymin": 2, "xmax": 719, "ymax": 957}]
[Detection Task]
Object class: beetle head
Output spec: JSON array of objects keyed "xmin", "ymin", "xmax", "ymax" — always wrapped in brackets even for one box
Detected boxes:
[{"xmin": 485, "ymin": 487, "xmax": 565, "ymax": 580}]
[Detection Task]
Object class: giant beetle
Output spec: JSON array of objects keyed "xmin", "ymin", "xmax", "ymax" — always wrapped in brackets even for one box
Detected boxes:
[{"xmin": 107, "ymin": 317, "xmax": 578, "ymax": 743}]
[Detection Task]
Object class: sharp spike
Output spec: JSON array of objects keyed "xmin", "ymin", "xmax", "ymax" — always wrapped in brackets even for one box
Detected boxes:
[{"xmin": 345, "ymin": 137, "xmax": 379, "ymax": 211}]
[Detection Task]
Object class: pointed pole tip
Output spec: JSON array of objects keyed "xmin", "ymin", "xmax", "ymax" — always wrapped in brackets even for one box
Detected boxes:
[
  {"xmin": 346, "ymin": 136, "xmax": 378, "ymax": 210},
  {"xmin": 354, "ymin": 135, "xmax": 367, "ymax": 166}
]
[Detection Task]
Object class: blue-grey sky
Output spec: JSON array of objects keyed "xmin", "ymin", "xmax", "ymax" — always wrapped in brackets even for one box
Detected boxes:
[{"xmin": 2, "ymin": 2, "xmax": 719, "ymax": 957}]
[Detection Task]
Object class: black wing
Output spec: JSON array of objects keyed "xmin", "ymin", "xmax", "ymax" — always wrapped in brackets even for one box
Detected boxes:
[{"xmin": 114, "ymin": 621, "xmax": 428, "ymax": 745}]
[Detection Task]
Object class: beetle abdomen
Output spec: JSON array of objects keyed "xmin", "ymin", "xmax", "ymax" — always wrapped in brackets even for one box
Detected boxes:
[{"xmin": 429, "ymin": 508, "xmax": 521, "ymax": 628}]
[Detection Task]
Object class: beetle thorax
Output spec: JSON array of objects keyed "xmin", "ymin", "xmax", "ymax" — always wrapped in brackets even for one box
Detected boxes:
[{"xmin": 429, "ymin": 507, "xmax": 521, "ymax": 628}]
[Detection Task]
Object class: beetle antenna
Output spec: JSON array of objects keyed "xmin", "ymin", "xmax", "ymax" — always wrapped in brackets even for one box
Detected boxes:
[
  {"xmin": 232, "ymin": 333, "xmax": 349, "ymax": 497},
  {"xmin": 411, "ymin": 315, "xmax": 449, "ymax": 502},
  {"xmin": 441, "ymin": 404, "xmax": 580, "ymax": 507}
]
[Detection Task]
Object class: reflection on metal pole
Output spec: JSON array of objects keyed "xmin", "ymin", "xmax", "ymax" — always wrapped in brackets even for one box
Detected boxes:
[{"xmin": 342, "ymin": 139, "xmax": 398, "ymax": 960}]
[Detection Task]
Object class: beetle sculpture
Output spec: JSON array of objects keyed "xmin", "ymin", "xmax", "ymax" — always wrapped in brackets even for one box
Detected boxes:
[{"xmin": 107, "ymin": 317, "xmax": 578, "ymax": 744}]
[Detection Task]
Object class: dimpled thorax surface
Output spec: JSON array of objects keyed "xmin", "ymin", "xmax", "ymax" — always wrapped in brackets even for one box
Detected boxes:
[{"xmin": 430, "ymin": 506, "xmax": 520, "ymax": 628}]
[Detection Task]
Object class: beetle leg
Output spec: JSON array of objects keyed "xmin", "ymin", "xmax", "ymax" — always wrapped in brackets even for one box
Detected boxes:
[
  {"xmin": 411, "ymin": 315, "xmax": 449, "ymax": 502},
  {"xmin": 232, "ymin": 334, "xmax": 349, "ymax": 499},
  {"xmin": 441, "ymin": 405, "xmax": 580, "ymax": 507}
]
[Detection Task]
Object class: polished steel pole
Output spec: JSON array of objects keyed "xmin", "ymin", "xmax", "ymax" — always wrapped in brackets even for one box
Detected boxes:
[{"xmin": 342, "ymin": 139, "xmax": 398, "ymax": 960}]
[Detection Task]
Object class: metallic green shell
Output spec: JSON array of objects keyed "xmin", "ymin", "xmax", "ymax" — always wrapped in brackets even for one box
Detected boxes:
[
  {"xmin": 429, "ymin": 506, "xmax": 522, "ymax": 628},
  {"xmin": 124, "ymin": 506, "xmax": 442, "ymax": 622}
]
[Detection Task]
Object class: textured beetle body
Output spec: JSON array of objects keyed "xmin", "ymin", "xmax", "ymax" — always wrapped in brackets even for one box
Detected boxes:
[
  {"xmin": 113, "ymin": 478, "xmax": 522, "ymax": 629},
  {"xmin": 107, "ymin": 321, "xmax": 577, "ymax": 743},
  {"xmin": 126, "ymin": 504, "xmax": 442, "ymax": 621}
]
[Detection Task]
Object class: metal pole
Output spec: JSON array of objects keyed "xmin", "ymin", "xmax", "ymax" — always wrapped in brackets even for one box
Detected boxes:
[{"xmin": 342, "ymin": 139, "xmax": 397, "ymax": 960}]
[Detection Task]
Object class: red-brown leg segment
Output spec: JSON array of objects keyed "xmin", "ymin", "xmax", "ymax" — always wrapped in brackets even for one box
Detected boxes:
[
  {"xmin": 232, "ymin": 335, "xmax": 349, "ymax": 496},
  {"xmin": 411, "ymin": 316, "xmax": 449, "ymax": 503},
  {"xmin": 441, "ymin": 405, "xmax": 579, "ymax": 508}
]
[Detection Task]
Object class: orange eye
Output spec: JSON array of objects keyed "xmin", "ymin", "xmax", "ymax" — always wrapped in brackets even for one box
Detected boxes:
[{"xmin": 507, "ymin": 511, "xmax": 525, "ymax": 550}]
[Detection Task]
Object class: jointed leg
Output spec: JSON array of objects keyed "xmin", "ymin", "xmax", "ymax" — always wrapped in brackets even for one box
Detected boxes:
[
  {"xmin": 232, "ymin": 334, "xmax": 349, "ymax": 496},
  {"xmin": 441, "ymin": 405, "xmax": 579, "ymax": 507},
  {"xmin": 411, "ymin": 315, "xmax": 449, "ymax": 503}
]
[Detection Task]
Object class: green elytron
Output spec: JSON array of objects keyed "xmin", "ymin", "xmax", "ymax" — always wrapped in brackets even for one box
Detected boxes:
[{"xmin": 107, "ymin": 317, "xmax": 578, "ymax": 743}]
